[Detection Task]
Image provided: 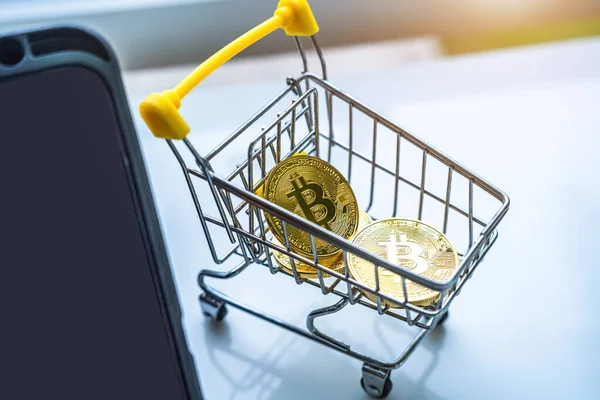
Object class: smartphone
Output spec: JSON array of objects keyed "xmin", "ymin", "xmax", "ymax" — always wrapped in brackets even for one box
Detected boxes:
[{"xmin": 0, "ymin": 27, "xmax": 203, "ymax": 399}]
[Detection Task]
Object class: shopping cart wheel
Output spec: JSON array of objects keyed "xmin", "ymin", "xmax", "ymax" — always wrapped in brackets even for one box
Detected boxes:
[
  {"xmin": 361, "ymin": 364, "xmax": 393, "ymax": 398},
  {"xmin": 437, "ymin": 311, "xmax": 449, "ymax": 327},
  {"xmin": 361, "ymin": 377, "xmax": 392, "ymax": 398},
  {"xmin": 199, "ymin": 293, "xmax": 228, "ymax": 322}
]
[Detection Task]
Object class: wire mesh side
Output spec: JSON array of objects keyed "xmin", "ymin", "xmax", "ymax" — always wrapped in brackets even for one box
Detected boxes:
[
  {"xmin": 298, "ymin": 73, "xmax": 508, "ymax": 264},
  {"xmin": 166, "ymin": 82, "xmax": 316, "ymax": 266}
]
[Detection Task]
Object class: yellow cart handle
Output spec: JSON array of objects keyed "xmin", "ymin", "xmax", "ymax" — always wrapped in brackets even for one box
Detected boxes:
[{"xmin": 139, "ymin": 0, "xmax": 319, "ymax": 140}]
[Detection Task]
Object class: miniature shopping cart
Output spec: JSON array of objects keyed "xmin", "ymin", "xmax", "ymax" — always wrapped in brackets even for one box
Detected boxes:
[{"xmin": 140, "ymin": 1, "xmax": 509, "ymax": 397}]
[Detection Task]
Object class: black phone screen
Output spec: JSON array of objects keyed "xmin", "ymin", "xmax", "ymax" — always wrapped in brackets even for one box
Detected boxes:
[{"xmin": 0, "ymin": 66, "xmax": 188, "ymax": 399}]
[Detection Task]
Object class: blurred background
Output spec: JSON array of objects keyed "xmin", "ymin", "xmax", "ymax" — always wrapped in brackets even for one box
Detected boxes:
[
  {"xmin": 1, "ymin": 0, "xmax": 599, "ymax": 70},
  {"xmin": 2, "ymin": 2, "xmax": 599, "ymax": 399}
]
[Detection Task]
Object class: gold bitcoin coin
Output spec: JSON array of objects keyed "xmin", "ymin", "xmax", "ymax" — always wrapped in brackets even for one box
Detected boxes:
[
  {"xmin": 271, "ymin": 210, "xmax": 372, "ymax": 278},
  {"xmin": 263, "ymin": 155, "xmax": 359, "ymax": 262},
  {"xmin": 346, "ymin": 218, "xmax": 458, "ymax": 307}
]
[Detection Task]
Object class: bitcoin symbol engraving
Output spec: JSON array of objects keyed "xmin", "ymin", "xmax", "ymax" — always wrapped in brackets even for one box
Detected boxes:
[
  {"xmin": 286, "ymin": 173, "xmax": 336, "ymax": 230},
  {"xmin": 378, "ymin": 232, "xmax": 429, "ymax": 276}
]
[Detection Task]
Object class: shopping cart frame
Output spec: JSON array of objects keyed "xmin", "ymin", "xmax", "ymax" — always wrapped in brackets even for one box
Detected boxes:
[
  {"xmin": 140, "ymin": 4, "xmax": 509, "ymax": 397},
  {"xmin": 165, "ymin": 41, "xmax": 508, "ymax": 398}
]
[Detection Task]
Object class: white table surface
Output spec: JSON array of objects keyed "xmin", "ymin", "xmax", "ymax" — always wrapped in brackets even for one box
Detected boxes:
[{"xmin": 126, "ymin": 37, "xmax": 600, "ymax": 399}]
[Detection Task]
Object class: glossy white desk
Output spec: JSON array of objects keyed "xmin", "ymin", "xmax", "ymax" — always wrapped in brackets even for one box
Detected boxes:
[{"xmin": 127, "ymin": 37, "xmax": 600, "ymax": 399}]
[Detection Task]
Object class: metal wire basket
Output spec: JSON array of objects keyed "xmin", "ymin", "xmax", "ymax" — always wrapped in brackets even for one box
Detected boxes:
[{"xmin": 140, "ymin": 3, "xmax": 509, "ymax": 397}]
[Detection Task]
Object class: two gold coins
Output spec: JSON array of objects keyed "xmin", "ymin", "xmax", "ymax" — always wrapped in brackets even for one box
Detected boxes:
[{"xmin": 260, "ymin": 154, "xmax": 459, "ymax": 306}]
